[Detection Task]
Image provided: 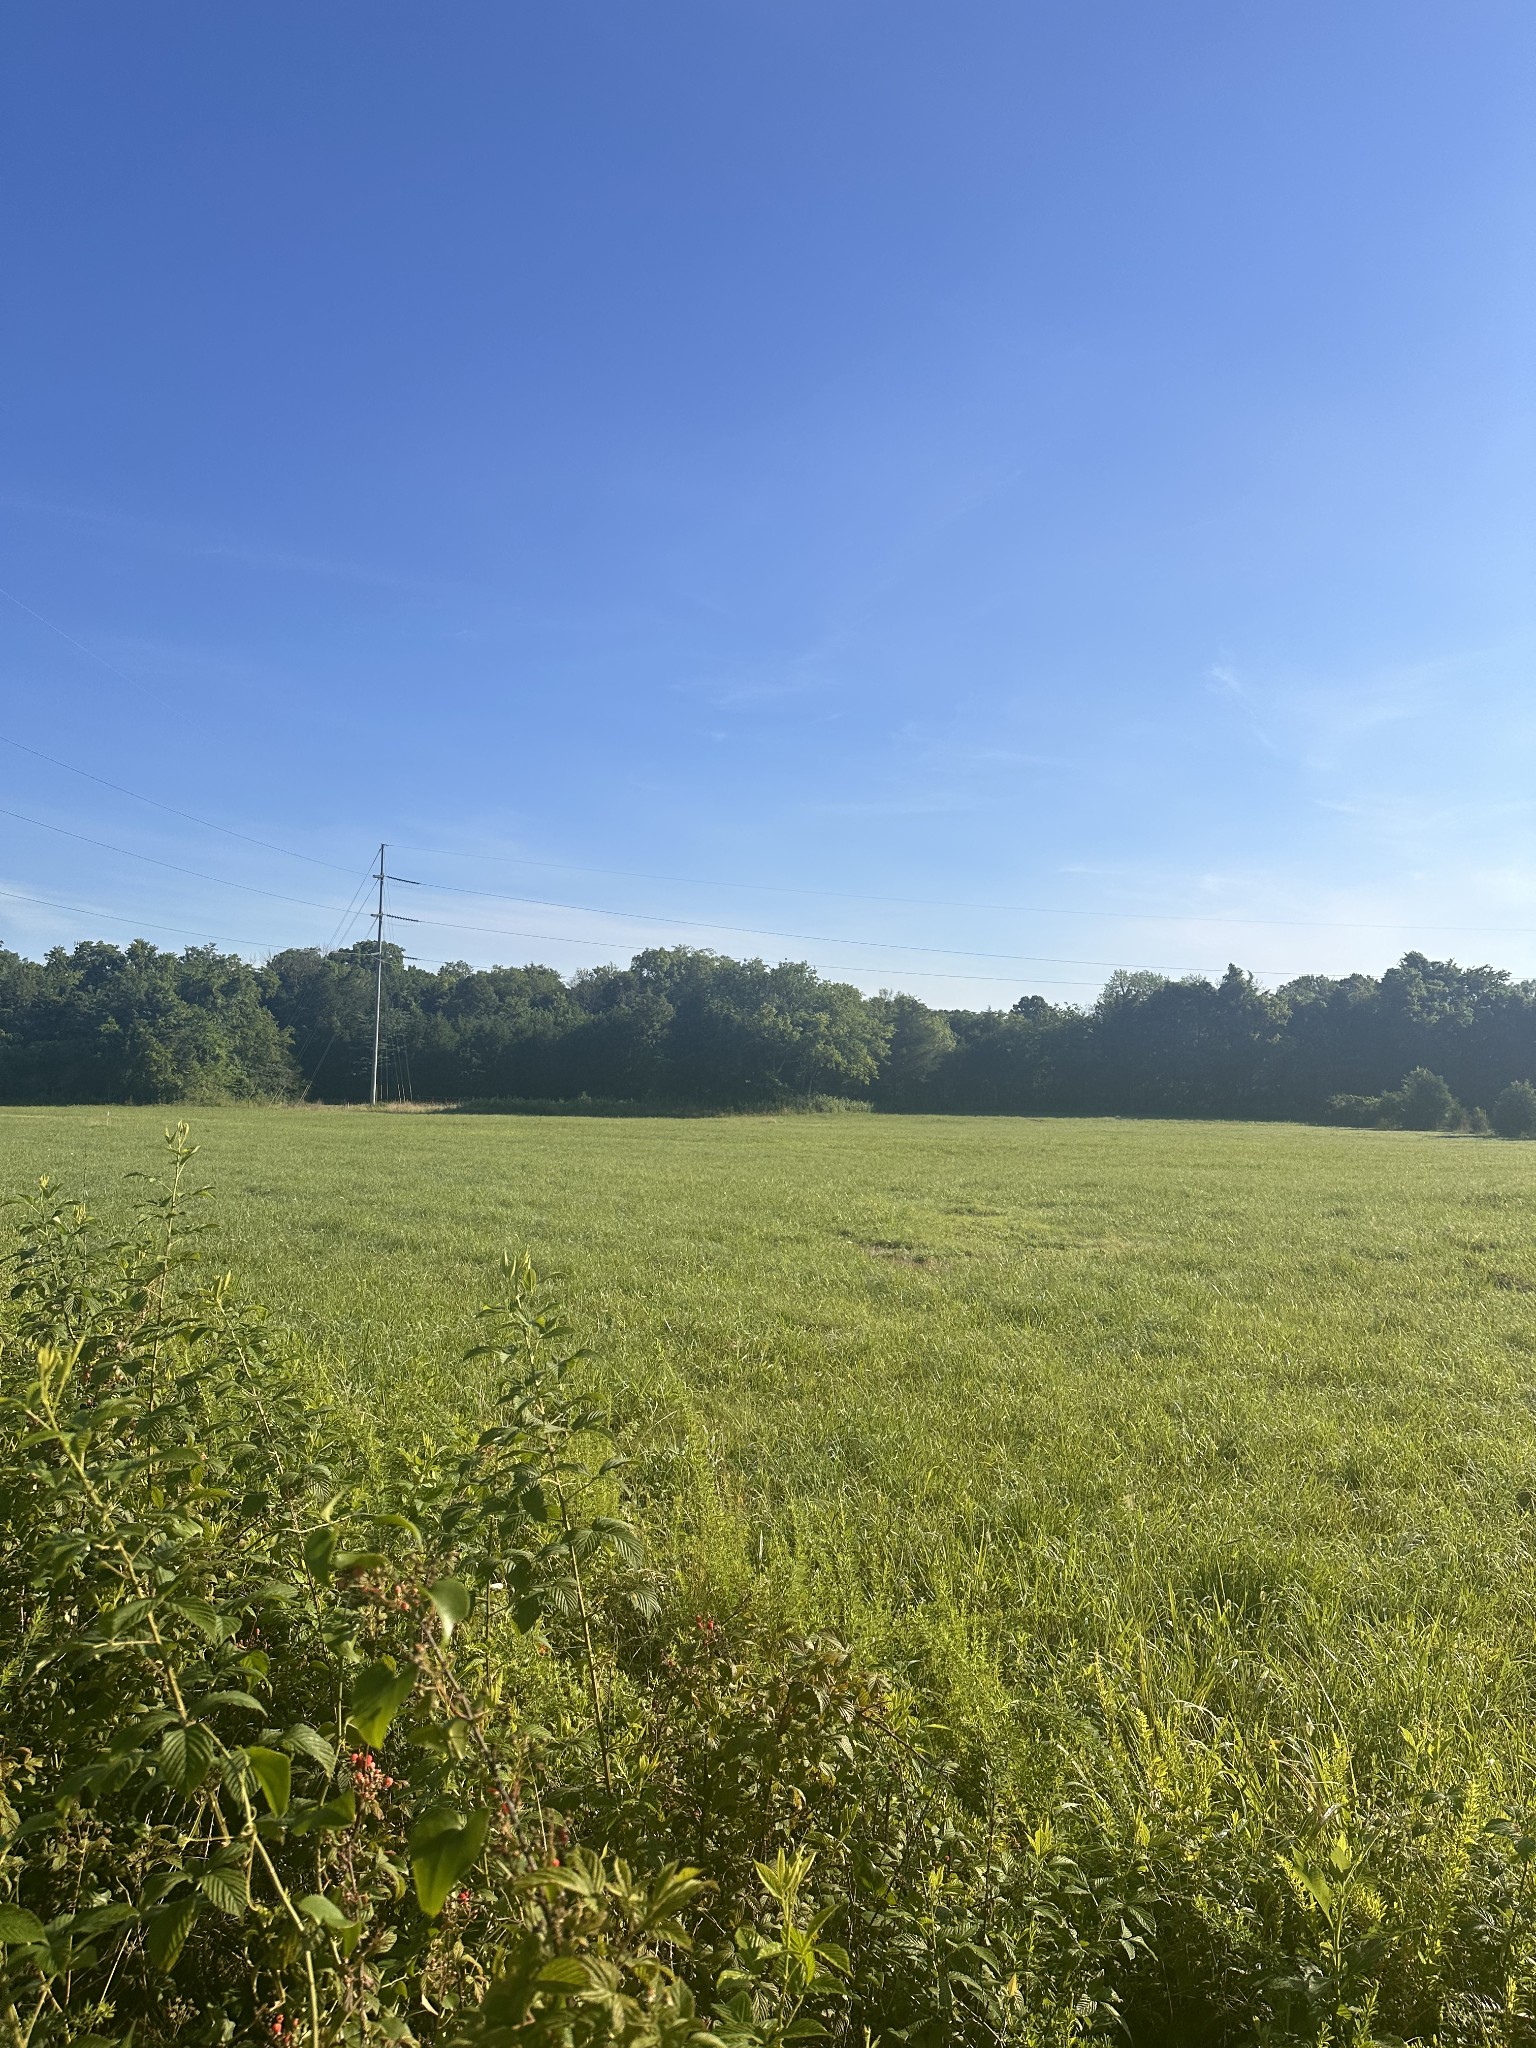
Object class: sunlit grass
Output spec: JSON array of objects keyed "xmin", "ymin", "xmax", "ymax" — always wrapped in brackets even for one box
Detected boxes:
[{"xmin": 7, "ymin": 1104, "xmax": 1536, "ymax": 2028}]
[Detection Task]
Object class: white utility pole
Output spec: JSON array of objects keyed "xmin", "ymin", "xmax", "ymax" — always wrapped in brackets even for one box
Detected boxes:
[{"xmin": 370, "ymin": 842, "xmax": 386, "ymax": 1106}]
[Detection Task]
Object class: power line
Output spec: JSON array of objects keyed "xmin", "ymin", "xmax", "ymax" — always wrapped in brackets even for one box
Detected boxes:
[
  {"xmin": 403, "ymin": 876, "xmax": 1241, "ymax": 974},
  {"xmin": 0, "ymin": 884, "xmax": 1108, "ymax": 988},
  {"xmin": 399, "ymin": 841, "xmax": 1536, "ymax": 938},
  {"xmin": 0, "ymin": 583, "xmax": 173, "ymax": 710},
  {"xmin": 2, "ymin": 716, "xmax": 1531, "ymax": 942},
  {"xmin": 0, "ymin": 803, "xmax": 1246, "ymax": 975},
  {"xmin": 0, "ymin": 806, "xmax": 358, "ymax": 915},
  {"xmin": 0, "ymin": 882, "xmax": 269, "ymax": 949},
  {"xmin": 0, "ymin": 731, "xmax": 360, "ymax": 874},
  {"xmin": 4, "ymin": 797, "xmax": 1517, "ymax": 989},
  {"xmin": 397, "ymin": 944, "xmax": 1107, "ymax": 988}
]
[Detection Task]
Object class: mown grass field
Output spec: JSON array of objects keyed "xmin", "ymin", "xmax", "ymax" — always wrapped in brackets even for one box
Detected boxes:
[{"xmin": 8, "ymin": 1105, "xmax": 1536, "ymax": 2033}]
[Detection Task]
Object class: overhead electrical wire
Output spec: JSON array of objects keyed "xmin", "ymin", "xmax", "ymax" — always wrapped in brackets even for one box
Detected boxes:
[
  {"xmin": 0, "ymin": 878, "xmax": 1111, "ymax": 989},
  {"xmin": 0, "ymin": 584, "xmax": 173, "ymax": 711},
  {"xmin": 0, "ymin": 882, "xmax": 270, "ymax": 949},
  {"xmin": 400, "ymin": 903, "xmax": 1237, "ymax": 977},
  {"xmin": 401, "ymin": 875, "xmax": 1243, "ymax": 973},
  {"xmin": 0, "ymin": 717, "xmax": 1530, "ymax": 942},
  {"xmin": 0, "ymin": 806, "xmax": 362, "ymax": 915},
  {"xmin": 398, "ymin": 947, "xmax": 1107, "ymax": 988},
  {"xmin": 0, "ymin": 805, "xmax": 1249, "ymax": 978},
  {"xmin": 0, "ymin": 733, "xmax": 359, "ymax": 873},
  {"xmin": 8, "ymin": 795, "xmax": 1527, "ymax": 991},
  {"xmin": 397, "ymin": 843, "xmax": 1536, "ymax": 938}
]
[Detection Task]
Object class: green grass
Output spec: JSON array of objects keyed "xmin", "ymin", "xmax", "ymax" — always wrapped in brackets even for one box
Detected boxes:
[
  {"xmin": 8, "ymin": 1105, "xmax": 1536, "ymax": 2029},
  {"xmin": 9, "ymin": 1105, "xmax": 1536, "ymax": 1699}
]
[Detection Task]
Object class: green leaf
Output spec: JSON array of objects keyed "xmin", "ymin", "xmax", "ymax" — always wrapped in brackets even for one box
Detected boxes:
[
  {"xmin": 429, "ymin": 1577, "xmax": 473, "ymax": 1640},
  {"xmin": 243, "ymin": 1745, "xmax": 292, "ymax": 1817},
  {"xmin": 146, "ymin": 1892, "xmax": 200, "ymax": 1972},
  {"xmin": 159, "ymin": 1722, "xmax": 217, "ymax": 1795},
  {"xmin": 69, "ymin": 1904, "xmax": 135, "ymax": 1938},
  {"xmin": 335, "ymin": 1550, "xmax": 389, "ymax": 1576},
  {"xmin": 410, "ymin": 1808, "xmax": 491, "ymax": 1917},
  {"xmin": 536, "ymin": 1956, "xmax": 593, "ymax": 1990},
  {"xmin": 169, "ymin": 1596, "xmax": 222, "ymax": 1639},
  {"xmin": 288, "ymin": 1790, "xmax": 357, "ymax": 1835},
  {"xmin": 0, "ymin": 1906, "xmax": 46, "ymax": 1945},
  {"xmin": 197, "ymin": 1858, "xmax": 249, "ymax": 1919},
  {"xmin": 196, "ymin": 1690, "xmax": 266, "ymax": 1715},
  {"xmin": 589, "ymin": 1516, "xmax": 644, "ymax": 1565},
  {"xmin": 347, "ymin": 1659, "xmax": 415, "ymax": 1746},
  {"xmin": 302, "ymin": 1524, "xmax": 339, "ymax": 1583},
  {"xmin": 282, "ymin": 1723, "xmax": 337, "ymax": 1773},
  {"xmin": 299, "ymin": 1893, "xmax": 354, "ymax": 1931},
  {"xmin": 299, "ymin": 1894, "xmax": 361, "ymax": 1958}
]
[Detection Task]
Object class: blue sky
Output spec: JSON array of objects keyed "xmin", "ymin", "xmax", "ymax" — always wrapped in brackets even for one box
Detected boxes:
[{"xmin": 2, "ymin": 2, "xmax": 1532, "ymax": 1005}]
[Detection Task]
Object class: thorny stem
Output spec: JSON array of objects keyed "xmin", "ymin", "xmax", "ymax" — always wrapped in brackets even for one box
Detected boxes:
[{"xmin": 237, "ymin": 1780, "xmax": 324, "ymax": 2048}]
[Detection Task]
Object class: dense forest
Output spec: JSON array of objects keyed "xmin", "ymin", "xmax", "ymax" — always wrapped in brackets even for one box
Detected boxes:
[{"xmin": 3, "ymin": 937, "xmax": 1536, "ymax": 1129}]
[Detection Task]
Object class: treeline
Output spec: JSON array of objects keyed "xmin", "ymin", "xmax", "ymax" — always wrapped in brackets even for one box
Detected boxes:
[{"xmin": 3, "ymin": 936, "xmax": 1536, "ymax": 1125}]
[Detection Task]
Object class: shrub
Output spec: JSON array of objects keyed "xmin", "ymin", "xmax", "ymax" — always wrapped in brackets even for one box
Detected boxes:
[
  {"xmin": 1493, "ymin": 1080, "xmax": 1536, "ymax": 1139},
  {"xmin": 1380, "ymin": 1067, "xmax": 1462, "ymax": 1130},
  {"xmin": 0, "ymin": 1129, "xmax": 854, "ymax": 2046},
  {"xmin": 1324, "ymin": 1093, "xmax": 1383, "ymax": 1126}
]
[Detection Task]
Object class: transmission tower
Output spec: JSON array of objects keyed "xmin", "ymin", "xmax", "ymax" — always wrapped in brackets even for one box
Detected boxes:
[{"xmin": 369, "ymin": 843, "xmax": 419, "ymax": 1106}]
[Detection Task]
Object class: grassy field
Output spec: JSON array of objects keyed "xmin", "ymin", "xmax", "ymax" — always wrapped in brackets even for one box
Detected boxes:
[
  {"xmin": 7, "ymin": 1104, "xmax": 1536, "ymax": 2033},
  {"xmin": 8, "ymin": 1104, "xmax": 1536, "ymax": 1700}
]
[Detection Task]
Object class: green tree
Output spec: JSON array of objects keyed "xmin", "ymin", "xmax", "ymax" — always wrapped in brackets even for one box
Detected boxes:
[
  {"xmin": 1382, "ymin": 1067, "xmax": 1461, "ymax": 1131},
  {"xmin": 1492, "ymin": 1079, "xmax": 1536, "ymax": 1138},
  {"xmin": 869, "ymin": 993, "xmax": 955, "ymax": 1108}
]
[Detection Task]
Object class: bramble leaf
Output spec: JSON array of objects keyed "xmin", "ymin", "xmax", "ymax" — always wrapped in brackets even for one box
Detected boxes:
[
  {"xmin": 535, "ymin": 1956, "xmax": 592, "ymax": 1990},
  {"xmin": 281, "ymin": 1723, "xmax": 336, "ymax": 1772},
  {"xmin": 159, "ymin": 1722, "xmax": 216, "ymax": 1795},
  {"xmin": 243, "ymin": 1745, "xmax": 291, "ymax": 1817},
  {"xmin": 410, "ymin": 1808, "xmax": 491, "ymax": 1916},
  {"xmin": 146, "ymin": 1893, "xmax": 200, "ymax": 1972},
  {"xmin": 169, "ymin": 1596, "xmax": 222, "ymax": 1639},
  {"xmin": 302, "ymin": 1524, "xmax": 339, "ymax": 1583},
  {"xmin": 0, "ymin": 1906, "xmax": 46, "ymax": 1945},
  {"xmin": 348, "ymin": 1660, "xmax": 415, "ymax": 1746},
  {"xmin": 299, "ymin": 1893, "xmax": 353, "ymax": 1930},
  {"xmin": 197, "ymin": 1856, "xmax": 249, "ymax": 1919},
  {"xmin": 289, "ymin": 1790, "xmax": 357, "ymax": 1835},
  {"xmin": 429, "ymin": 1576, "xmax": 473, "ymax": 1640}
]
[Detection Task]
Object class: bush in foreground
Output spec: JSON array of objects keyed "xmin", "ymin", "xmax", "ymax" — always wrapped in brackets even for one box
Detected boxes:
[
  {"xmin": 0, "ymin": 1131, "xmax": 1126, "ymax": 2045},
  {"xmin": 0, "ymin": 1132, "xmax": 843, "ymax": 2045}
]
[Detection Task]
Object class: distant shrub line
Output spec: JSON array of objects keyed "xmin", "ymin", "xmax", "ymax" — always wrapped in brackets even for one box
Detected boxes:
[{"xmin": 5, "ymin": 937, "xmax": 1536, "ymax": 1128}]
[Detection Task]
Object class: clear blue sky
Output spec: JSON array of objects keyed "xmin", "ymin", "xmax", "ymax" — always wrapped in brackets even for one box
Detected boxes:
[{"xmin": 2, "ymin": 2, "xmax": 1532, "ymax": 1005}]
